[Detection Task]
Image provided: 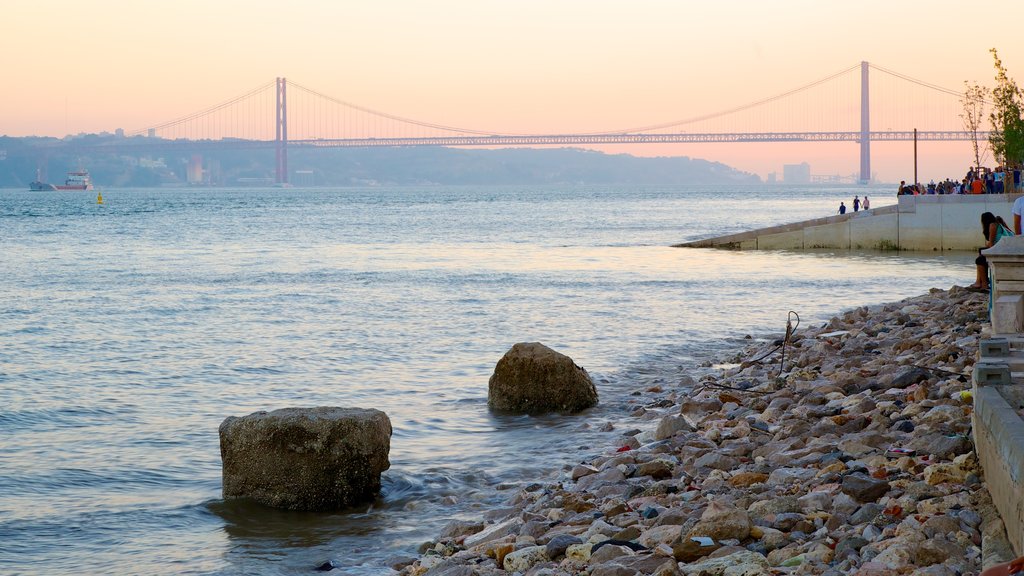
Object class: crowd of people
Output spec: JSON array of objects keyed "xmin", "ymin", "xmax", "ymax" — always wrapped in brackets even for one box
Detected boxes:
[{"xmin": 897, "ymin": 165, "xmax": 1023, "ymax": 196}]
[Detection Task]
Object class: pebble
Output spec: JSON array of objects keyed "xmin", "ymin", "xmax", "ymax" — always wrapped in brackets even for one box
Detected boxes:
[{"xmin": 398, "ymin": 286, "xmax": 994, "ymax": 576}]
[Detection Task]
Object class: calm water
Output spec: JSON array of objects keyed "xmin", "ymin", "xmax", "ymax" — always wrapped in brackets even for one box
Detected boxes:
[{"xmin": 0, "ymin": 185, "xmax": 972, "ymax": 575}]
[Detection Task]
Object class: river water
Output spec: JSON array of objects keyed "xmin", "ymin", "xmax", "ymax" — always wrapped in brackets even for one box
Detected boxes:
[{"xmin": 0, "ymin": 184, "xmax": 973, "ymax": 575}]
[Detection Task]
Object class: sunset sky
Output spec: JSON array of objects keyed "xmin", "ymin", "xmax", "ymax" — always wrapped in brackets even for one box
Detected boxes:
[{"xmin": 4, "ymin": 0, "xmax": 1023, "ymax": 182}]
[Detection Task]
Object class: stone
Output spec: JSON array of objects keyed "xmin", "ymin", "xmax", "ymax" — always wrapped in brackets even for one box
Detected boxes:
[
  {"xmin": 545, "ymin": 534, "xmax": 582, "ymax": 559},
  {"xmin": 747, "ymin": 496, "xmax": 800, "ymax": 519},
  {"xmin": 841, "ymin": 473, "xmax": 890, "ymax": 503},
  {"xmin": 890, "ymin": 367, "xmax": 929, "ymax": 388},
  {"xmin": 694, "ymin": 452, "xmax": 740, "ymax": 471},
  {"xmin": 488, "ymin": 342, "xmax": 598, "ymax": 413},
  {"xmin": 566, "ymin": 542, "xmax": 593, "ymax": 562},
  {"xmin": 767, "ymin": 467, "xmax": 816, "ymax": 485},
  {"xmin": 728, "ymin": 472, "xmax": 768, "ymax": 487},
  {"xmin": 589, "ymin": 544, "xmax": 634, "ymax": 564},
  {"xmin": 907, "ymin": 433, "xmax": 972, "ymax": 459},
  {"xmin": 686, "ymin": 501, "xmax": 751, "ymax": 542},
  {"xmin": 590, "ymin": 564, "xmax": 640, "ymax": 576},
  {"xmin": 679, "ymin": 550, "xmax": 771, "ymax": 576},
  {"xmin": 639, "ymin": 525, "xmax": 683, "ymax": 548},
  {"xmin": 656, "ymin": 415, "xmax": 695, "ymax": 440},
  {"xmin": 503, "ymin": 545, "xmax": 549, "ymax": 572},
  {"xmin": 797, "ymin": 491, "xmax": 831, "ymax": 513},
  {"xmin": 871, "ymin": 544, "xmax": 914, "ymax": 570},
  {"xmin": 439, "ymin": 520, "xmax": 485, "ymax": 540},
  {"xmin": 219, "ymin": 407, "xmax": 391, "ymax": 511},
  {"xmin": 637, "ymin": 460, "xmax": 674, "ymax": 479},
  {"xmin": 923, "ymin": 463, "xmax": 968, "ymax": 485}
]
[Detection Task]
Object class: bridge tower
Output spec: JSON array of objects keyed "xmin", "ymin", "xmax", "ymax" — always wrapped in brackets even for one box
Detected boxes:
[
  {"xmin": 859, "ymin": 61, "xmax": 870, "ymax": 184},
  {"xmin": 275, "ymin": 77, "xmax": 288, "ymax": 185}
]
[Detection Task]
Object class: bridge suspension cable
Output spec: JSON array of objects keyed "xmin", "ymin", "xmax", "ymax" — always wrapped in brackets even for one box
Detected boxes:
[
  {"xmin": 128, "ymin": 80, "xmax": 277, "ymax": 137},
  {"xmin": 590, "ymin": 63, "xmax": 863, "ymax": 135}
]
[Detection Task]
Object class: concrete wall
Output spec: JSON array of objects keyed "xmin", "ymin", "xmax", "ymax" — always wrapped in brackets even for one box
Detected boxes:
[
  {"xmin": 676, "ymin": 193, "xmax": 1022, "ymax": 251},
  {"xmin": 973, "ymin": 385, "xmax": 1024, "ymax": 556}
]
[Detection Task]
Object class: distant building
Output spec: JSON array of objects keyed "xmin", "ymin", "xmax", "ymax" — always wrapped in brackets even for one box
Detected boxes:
[
  {"xmin": 783, "ymin": 162, "xmax": 811, "ymax": 184},
  {"xmin": 767, "ymin": 172, "xmax": 777, "ymax": 184}
]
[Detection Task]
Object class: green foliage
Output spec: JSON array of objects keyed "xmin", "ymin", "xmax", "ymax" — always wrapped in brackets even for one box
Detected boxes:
[
  {"xmin": 960, "ymin": 80, "xmax": 988, "ymax": 172},
  {"xmin": 988, "ymin": 48, "xmax": 1024, "ymax": 166}
]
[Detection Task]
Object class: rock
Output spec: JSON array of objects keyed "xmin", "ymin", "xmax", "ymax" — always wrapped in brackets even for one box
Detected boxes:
[
  {"xmin": 566, "ymin": 542, "xmax": 593, "ymax": 561},
  {"xmin": 463, "ymin": 518, "xmax": 521, "ymax": 547},
  {"xmin": 694, "ymin": 452, "xmax": 739, "ymax": 471},
  {"xmin": 439, "ymin": 520, "xmax": 485, "ymax": 540},
  {"xmin": 589, "ymin": 544, "xmax": 634, "ymax": 564},
  {"xmin": 590, "ymin": 564, "xmax": 640, "ymax": 576},
  {"xmin": 907, "ymin": 433, "xmax": 973, "ymax": 459},
  {"xmin": 890, "ymin": 367, "xmax": 930, "ymax": 388},
  {"xmin": 747, "ymin": 496, "xmax": 801, "ymax": 520},
  {"xmin": 835, "ymin": 536, "xmax": 869, "ymax": 558},
  {"xmin": 572, "ymin": 464, "xmax": 599, "ymax": 480},
  {"xmin": 871, "ymin": 544, "xmax": 914, "ymax": 570},
  {"xmin": 923, "ymin": 462, "xmax": 968, "ymax": 485},
  {"xmin": 219, "ymin": 407, "xmax": 391, "ymax": 511},
  {"xmin": 637, "ymin": 459, "xmax": 674, "ymax": 479},
  {"xmin": 488, "ymin": 342, "xmax": 598, "ymax": 413},
  {"xmin": 503, "ymin": 545, "xmax": 548, "ymax": 572},
  {"xmin": 915, "ymin": 539, "xmax": 964, "ymax": 566},
  {"xmin": 728, "ymin": 472, "xmax": 768, "ymax": 487},
  {"xmin": 639, "ymin": 525, "xmax": 684, "ymax": 548},
  {"xmin": 841, "ymin": 473, "xmax": 890, "ymax": 503},
  {"xmin": 673, "ymin": 536, "xmax": 721, "ymax": 562},
  {"xmin": 767, "ymin": 467, "xmax": 817, "ymax": 485},
  {"xmin": 797, "ymin": 491, "xmax": 831, "ymax": 513},
  {"xmin": 544, "ymin": 534, "xmax": 582, "ymax": 559},
  {"xmin": 679, "ymin": 550, "xmax": 771, "ymax": 576},
  {"xmin": 686, "ymin": 500, "xmax": 751, "ymax": 541},
  {"xmin": 850, "ymin": 503, "xmax": 884, "ymax": 524},
  {"xmin": 422, "ymin": 564, "xmax": 479, "ymax": 576},
  {"xmin": 656, "ymin": 415, "xmax": 695, "ymax": 440}
]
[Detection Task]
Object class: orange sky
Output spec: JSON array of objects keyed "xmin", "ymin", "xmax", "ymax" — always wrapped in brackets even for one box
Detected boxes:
[{"xmin": 3, "ymin": 0, "xmax": 1022, "ymax": 182}]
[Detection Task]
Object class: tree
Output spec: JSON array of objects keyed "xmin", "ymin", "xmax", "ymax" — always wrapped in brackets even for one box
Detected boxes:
[
  {"xmin": 988, "ymin": 48, "xmax": 1024, "ymax": 168},
  {"xmin": 961, "ymin": 80, "xmax": 989, "ymax": 174}
]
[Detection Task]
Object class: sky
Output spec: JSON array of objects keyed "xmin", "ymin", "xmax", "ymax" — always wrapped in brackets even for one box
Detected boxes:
[{"xmin": 3, "ymin": 0, "xmax": 1023, "ymax": 183}]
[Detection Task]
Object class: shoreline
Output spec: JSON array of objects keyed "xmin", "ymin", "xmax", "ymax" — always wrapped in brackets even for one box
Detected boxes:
[{"xmin": 393, "ymin": 285, "xmax": 1006, "ymax": 576}]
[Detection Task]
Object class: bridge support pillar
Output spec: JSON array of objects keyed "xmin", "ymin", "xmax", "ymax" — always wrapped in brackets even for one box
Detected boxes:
[
  {"xmin": 859, "ymin": 61, "xmax": 870, "ymax": 184},
  {"xmin": 275, "ymin": 77, "xmax": 288, "ymax": 185}
]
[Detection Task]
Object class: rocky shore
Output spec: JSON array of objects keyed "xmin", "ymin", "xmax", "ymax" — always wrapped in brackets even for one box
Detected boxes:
[{"xmin": 395, "ymin": 286, "xmax": 1005, "ymax": 576}]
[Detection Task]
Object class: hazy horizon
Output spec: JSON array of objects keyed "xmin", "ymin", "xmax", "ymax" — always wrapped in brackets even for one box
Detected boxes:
[{"xmin": 4, "ymin": 0, "xmax": 1023, "ymax": 183}]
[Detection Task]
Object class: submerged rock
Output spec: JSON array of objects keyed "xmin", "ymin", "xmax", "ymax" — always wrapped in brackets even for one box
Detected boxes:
[
  {"xmin": 219, "ymin": 406, "xmax": 391, "ymax": 511},
  {"xmin": 488, "ymin": 342, "xmax": 598, "ymax": 413}
]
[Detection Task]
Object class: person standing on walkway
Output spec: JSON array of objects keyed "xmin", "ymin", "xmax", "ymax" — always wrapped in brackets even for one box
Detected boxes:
[
  {"xmin": 863, "ymin": 196, "xmax": 870, "ymax": 210},
  {"xmin": 838, "ymin": 202, "xmax": 846, "ymax": 215},
  {"xmin": 853, "ymin": 196, "xmax": 860, "ymax": 212}
]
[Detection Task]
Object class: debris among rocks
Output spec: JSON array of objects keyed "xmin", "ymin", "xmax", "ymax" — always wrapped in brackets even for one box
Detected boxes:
[{"xmin": 401, "ymin": 286, "xmax": 995, "ymax": 575}]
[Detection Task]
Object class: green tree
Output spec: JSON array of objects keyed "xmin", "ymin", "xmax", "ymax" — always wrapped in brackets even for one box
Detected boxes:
[
  {"xmin": 961, "ymin": 80, "xmax": 989, "ymax": 174},
  {"xmin": 988, "ymin": 48, "xmax": 1024, "ymax": 168}
]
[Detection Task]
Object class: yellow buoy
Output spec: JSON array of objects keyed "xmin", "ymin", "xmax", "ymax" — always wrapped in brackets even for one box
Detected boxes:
[{"xmin": 97, "ymin": 190, "xmax": 104, "ymax": 205}]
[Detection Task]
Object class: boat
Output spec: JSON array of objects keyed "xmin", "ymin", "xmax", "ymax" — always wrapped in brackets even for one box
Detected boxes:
[{"xmin": 30, "ymin": 169, "xmax": 93, "ymax": 191}]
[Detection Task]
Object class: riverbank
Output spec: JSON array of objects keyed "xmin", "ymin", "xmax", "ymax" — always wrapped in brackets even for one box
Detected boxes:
[
  {"xmin": 676, "ymin": 193, "xmax": 1023, "ymax": 251},
  {"xmin": 394, "ymin": 285, "xmax": 1006, "ymax": 576}
]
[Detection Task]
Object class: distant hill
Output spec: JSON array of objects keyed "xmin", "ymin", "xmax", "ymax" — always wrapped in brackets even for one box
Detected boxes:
[{"xmin": 0, "ymin": 136, "xmax": 760, "ymax": 187}]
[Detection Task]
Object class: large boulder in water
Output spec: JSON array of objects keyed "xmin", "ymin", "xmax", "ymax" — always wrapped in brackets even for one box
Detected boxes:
[
  {"xmin": 488, "ymin": 342, "xmax": 598, "ymax": 413},
  {"xmin": 219, "ymin": 407, "xmax": 391, "ymax": 511}
]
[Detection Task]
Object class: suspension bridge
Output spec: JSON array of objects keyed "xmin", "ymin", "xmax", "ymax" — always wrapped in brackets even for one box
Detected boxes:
[{"xmin": 61, "ymin": 61, "xmax": 985, "ymax": 185}]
